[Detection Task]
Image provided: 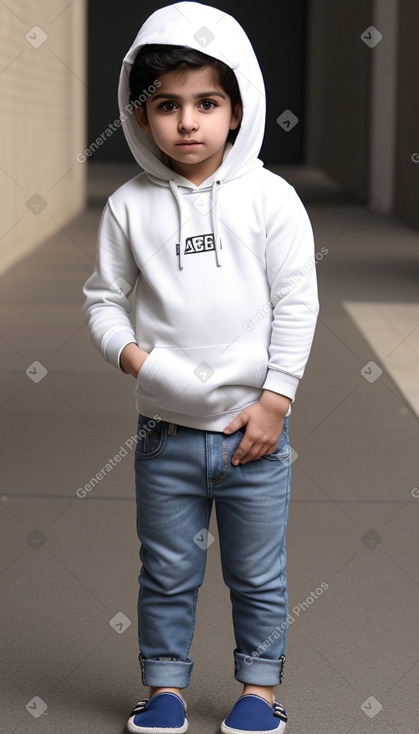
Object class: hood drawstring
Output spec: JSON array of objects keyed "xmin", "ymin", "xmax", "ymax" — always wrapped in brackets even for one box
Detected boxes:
[
  {"xmin": 169, "ymin": 180, "xmax": 186, "ymax": 271},
  {"xmin": 169, "ymin": 178, "xmax": 223, "ymax": 271},
  {"xmin": 212, "ymin": 180, "xmax": 222, "ymax": 268}
]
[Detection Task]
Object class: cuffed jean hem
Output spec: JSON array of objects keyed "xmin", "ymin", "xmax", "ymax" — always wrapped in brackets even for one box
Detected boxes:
[
  {"xmin": 139, "ymin": 654, "xmax": 194, "ymax": 688},
  {"xmin": 234, "ymin": 650, "xmax": 286, "ymax": 686}
]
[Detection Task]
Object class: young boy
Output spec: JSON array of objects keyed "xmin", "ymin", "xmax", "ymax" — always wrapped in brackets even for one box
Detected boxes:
[{"xmin": 82, "ymin": 2, "xmax": 319, "ymax": 732}]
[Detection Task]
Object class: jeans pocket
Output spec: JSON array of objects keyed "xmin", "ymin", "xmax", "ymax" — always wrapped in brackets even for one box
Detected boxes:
[
  {"xmin": 135, "ymin": 415, "xmax": 167, "ymax": 460},
  {"xmin": 261, "ymin": 417, "xmax": 291, "ymax": 462}
]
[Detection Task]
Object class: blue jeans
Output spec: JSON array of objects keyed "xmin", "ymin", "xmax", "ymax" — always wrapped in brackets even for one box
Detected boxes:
[{"xmin": 134, "ymin": 414, "xmax": 291, "ymax": 689}]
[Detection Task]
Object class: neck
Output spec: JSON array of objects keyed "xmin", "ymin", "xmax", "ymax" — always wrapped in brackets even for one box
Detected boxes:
[{"xmin": 169, "ymin": 148, "xmax": 225, "ymax": 185}]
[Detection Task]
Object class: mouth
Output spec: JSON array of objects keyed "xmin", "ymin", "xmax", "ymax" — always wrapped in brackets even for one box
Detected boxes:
[{"xmin": 176, "ymin": 140, "xmax": 202, "ymax": 147}]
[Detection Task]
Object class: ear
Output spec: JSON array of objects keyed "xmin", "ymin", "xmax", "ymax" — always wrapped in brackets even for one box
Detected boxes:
[
  {"xmin": 230, "ymin": 102, "xmax": 242, "ymax": 131},
  {"xmin": 134, "ymin": 104, "xmax": 151, "ymax": 132}
]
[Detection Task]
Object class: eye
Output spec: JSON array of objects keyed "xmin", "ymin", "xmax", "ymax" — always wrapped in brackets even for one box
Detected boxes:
[
  {"xmin": 159, "ymin": 101, "xmax": 177, "ymax": 112},
  {"xmin": 199, "ymin": 99, "xmax": 217, "ymax": 111}
]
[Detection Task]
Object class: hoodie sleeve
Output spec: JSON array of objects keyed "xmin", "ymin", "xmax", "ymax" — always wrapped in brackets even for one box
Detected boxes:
[
  {"xmin": 82, "ymin": 200, "xmax": 140, "ymax": 370},
  {"xmin": 262, "ymin": 185, "xmax": 319, "ymax": 401}
]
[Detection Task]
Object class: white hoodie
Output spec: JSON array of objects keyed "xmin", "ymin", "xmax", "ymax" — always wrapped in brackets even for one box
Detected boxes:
[{"xmin": 82, "ymin": 1, "xmax": 319, "ymax": 432}]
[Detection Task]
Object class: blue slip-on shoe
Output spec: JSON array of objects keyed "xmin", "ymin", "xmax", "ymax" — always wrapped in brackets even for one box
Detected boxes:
[
  {"xmin": 127, "ymin": 692, "xmax": 188, "ymax": 733},
  {"xmin": 221, "ymin": 694, "xmax": 287, "ymax": 734}
]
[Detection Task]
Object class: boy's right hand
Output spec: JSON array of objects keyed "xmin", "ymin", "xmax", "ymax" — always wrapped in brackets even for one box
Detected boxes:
[{"xmin": 120, "ymin": 342, "xmax": 149, "ymax": 378}]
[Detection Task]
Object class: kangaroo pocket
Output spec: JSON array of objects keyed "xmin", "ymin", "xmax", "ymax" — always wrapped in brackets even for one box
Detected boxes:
[{"xmin": 135, "ymin": 342, "xmax": 268, "ymax": 417}]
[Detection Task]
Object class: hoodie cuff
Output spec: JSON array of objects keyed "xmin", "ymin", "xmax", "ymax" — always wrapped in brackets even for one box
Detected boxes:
[
  {"xmin": 102, "ymin": 329, "xmax": 138, "ymax": 370},
  {"xmin": 262, "ymin": 368, "xmax": 300, "ymax": 402}
]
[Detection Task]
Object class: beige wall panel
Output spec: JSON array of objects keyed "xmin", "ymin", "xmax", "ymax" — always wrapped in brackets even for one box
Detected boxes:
[{"xmin": 0, "ymin": 0, "xmax": 87, "ymax": 275}]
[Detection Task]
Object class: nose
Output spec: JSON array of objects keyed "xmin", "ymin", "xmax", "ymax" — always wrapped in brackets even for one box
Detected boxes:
[{"xmin": 178, "ymin": 106, "xmax": 198, "ymax": 132}]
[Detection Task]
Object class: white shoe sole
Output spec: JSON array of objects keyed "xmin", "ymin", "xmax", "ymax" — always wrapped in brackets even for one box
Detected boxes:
[
  {"xmin": 127, "ymin": 715, "xmax": 188, "ymax": 733},
  {"xmin": 221, "ymin": 717, "xmax": 286, "ymax": 734}
]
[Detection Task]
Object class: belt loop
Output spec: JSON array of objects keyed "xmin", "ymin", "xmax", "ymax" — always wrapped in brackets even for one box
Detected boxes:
[{"xmin": 168, "ymin": 423, "xmax": 177, "ymax": 436}]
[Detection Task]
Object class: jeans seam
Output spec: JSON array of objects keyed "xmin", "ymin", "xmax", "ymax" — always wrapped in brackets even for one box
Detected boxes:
[
  {"xmin": 278, "ymin": 435, "xmax": 291, "ymax": 653},
  {"xmin": 208, "ymin": 438, "xmax": 227, "ymax": 485},
  {"xmin": 185, "ymin": 500, "xmax": 212, "ymax": 658}
]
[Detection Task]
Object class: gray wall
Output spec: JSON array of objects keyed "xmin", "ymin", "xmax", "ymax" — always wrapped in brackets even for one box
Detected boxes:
[
  {"xmin": 394, "ymin": 1, "xmax": 419, "ymax": 229},
  {"xmin": 87, "ymin": 0, "xmax": 307, "ymax": 164},
  {"xmin": 305, "ymin": 0, "xmax": 373, "ymax": 203}
]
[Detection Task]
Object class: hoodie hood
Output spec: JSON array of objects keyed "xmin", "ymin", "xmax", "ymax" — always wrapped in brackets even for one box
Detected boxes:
[{"xmin": 118, "ymin": 1, "xmax": 266, "ymax": 187}]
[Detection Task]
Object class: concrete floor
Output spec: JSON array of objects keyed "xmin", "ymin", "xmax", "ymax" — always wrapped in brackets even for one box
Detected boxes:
[{"xmin": 1, "ymin": 163, "xmax": 419, "ymax": 733}]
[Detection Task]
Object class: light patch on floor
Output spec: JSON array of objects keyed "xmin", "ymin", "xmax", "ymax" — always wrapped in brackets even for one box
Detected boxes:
[{"xmin": 343, "ymin": 301, "xmax": 419, "ymax": 417}]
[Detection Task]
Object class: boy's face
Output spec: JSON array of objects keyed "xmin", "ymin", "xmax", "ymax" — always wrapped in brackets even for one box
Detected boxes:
[{"xmin": 135, "ymin": 66, "xmax": 242, "ymax": 185}]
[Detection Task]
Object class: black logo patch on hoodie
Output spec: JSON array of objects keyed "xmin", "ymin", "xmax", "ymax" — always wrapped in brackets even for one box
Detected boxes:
[{"xmin": 176, "ymin": 233, "xmax": 215, "ymax": 256}]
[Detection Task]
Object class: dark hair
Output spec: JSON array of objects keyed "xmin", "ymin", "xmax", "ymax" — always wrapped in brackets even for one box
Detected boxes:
[{"xmin": 128, "ymin": 44, "xmax": 242, "ymax": 142}]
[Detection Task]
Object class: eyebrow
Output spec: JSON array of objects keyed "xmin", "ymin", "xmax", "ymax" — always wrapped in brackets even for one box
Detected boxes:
[{"xmin": 150, "ymin": 90, "xmax": 226, "ymax": 103}]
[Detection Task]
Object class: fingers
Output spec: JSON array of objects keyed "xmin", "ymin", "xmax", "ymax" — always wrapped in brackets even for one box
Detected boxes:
[
  {"xmin": 231, "ymin": 434, "xmax": 277, "ymax": 466},
  {"xmin": 224, "ymin": 408, "xmax": 284, "ymax": 465},
  {"xmin": 223, "ymin": 410, "xmax": 249, "ymax": 435}
]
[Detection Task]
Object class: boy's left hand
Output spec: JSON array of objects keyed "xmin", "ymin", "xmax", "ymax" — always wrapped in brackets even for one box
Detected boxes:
[{"xmin": 223, "ymin": 391, "xmax": 291, "ymax": 465}]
